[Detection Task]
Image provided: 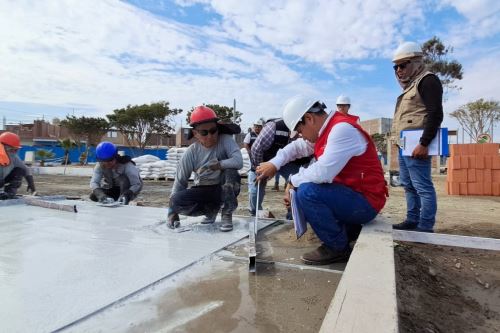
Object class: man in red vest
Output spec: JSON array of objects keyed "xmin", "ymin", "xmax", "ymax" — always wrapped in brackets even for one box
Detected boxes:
[{"xmin": 257, "ymin": 96, "xmax": 388, "ymax": 265}]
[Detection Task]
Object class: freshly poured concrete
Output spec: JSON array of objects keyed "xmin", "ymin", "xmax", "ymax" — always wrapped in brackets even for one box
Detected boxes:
[
  {"xmin": 63, "ymin": 255, "xmax": 341, "ymax": 333},
  {"xmin": 0, "ymin": 200, "xmax": 275, "ymax": 332}
]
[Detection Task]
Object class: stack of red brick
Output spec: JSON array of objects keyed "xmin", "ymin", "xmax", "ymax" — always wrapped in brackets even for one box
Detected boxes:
[{"xmin": 446, "ymin": 143, "xmax": 500, "ymax": 196}]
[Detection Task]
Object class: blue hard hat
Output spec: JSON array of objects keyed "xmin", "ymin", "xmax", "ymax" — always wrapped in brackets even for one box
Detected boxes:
[{"xmin": 96, "ymin": 141, "xmax": 117, "ymax": 161}]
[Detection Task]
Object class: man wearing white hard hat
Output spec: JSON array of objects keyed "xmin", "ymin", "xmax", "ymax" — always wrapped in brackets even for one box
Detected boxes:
[
  {"xmin": 335, "ymin": 95, "xmax": 351, "ymax": 115},
  {"xmin": 256, "ymin": 96, "xmax": 388, "ymax": 265},
  {"xmin": 390, "ymin": 41, "xmax": 443, "ymax": 233}
]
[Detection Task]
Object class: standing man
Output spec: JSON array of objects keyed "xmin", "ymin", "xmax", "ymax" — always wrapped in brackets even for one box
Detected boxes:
[
  {"xmin": 244, "ymin": 119, "xmax": 265, "ymax": 215},
  {"xmin": 167, "ymin": 106, "xmax": 243, "ymax": 232},
  {"xmin": 250, "ymin": 118, "xmax": 310, "ymax": 218},
  {"xmin": 257, "ymin": 96, "xmax": 388, "ymax": 265},
  {"xmin": 90, "ymin": 141, "xmax": 143, "ymax": 205},
  {"xmin": 390, "ymin": 41, "xmax": 443, "ymax": 233},
  {"xmin": 0, "ymin": 132, "xmax": 36, "ymax": 199}
]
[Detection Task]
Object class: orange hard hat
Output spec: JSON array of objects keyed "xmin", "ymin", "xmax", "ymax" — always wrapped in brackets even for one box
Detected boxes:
[
  {"xmin": 189, "ymin": 106, "xmax": 219, "ymax": 126},
  {"xmin": 0, "ymin": 132, "xmax": 21, "ymax": 148}
]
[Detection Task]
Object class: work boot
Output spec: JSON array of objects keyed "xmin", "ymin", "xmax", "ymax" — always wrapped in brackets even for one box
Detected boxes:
[
  {"xmin": 414, "ymin": 227, "xmax": 434, "ymax": 233},
  {"xmin": 167, "ymin": 213, "xmax": 180, "ymax": 229},
  {"xmin": 0, "ymin": 192, "xmax": 16, "ymax": 200},
  {"xmin": 273, "ymin": 184, "xmax": 280, "ymax": 191},
  {"xmin": 201, "ymin": 213, "xmax": 217, "ymax": 224},
  {"xmin": 392, "ymin": 220, "xmax": 418, "ymax": 230},
  {"xmin": 219, "ymin": 214, "xmax": 233, "ymax": 232},
  {"xmin": 300, "ymin": 244, "xmax": 350, "ymax": 265}
]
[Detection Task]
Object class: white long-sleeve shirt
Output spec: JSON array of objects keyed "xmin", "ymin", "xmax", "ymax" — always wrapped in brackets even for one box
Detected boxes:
[{"xmin": 268, "ymin": 113, "xmax": 368, "ymax": 187}]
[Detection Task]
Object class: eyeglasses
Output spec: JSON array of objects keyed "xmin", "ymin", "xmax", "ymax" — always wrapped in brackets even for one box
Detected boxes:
[
  {"xmin": 393, "ymin": 60, "xmax": 411, "ymax": 71},
  {"xmin": 196, "ymin": 127, "xmax": 218, "ymax": 136}
]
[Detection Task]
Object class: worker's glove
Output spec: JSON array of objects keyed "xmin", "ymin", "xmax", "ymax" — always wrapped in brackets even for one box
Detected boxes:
[
  {"xmin": 93, "ymin": 188, "xmax": 114, "ymax": 204},
  {"xmin": 198, "ymin": 158, "xmax": 221, "ymax": 174},
  {"xmin": 25, "ymin": 175, "xmax": 36, "ymax": 194},
  {"xmin": 118, "ymin": 189, "xmax": 134, "ymax": 205},
  {"xmin": 167, "ymin": 208, "xmax": 180, "ymax": 229}
]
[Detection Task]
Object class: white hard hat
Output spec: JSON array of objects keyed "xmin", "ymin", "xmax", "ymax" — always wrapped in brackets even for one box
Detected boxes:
[
  {"xmin": 253, "ymin": 119, "xmax": 265, "ymax": 126},
  {"xmin": 392, "ymin": 41, "xmax": 423, "ymax": 62},
  {"xmin": 283, "ymin": 96, "xmax": 324, "ymax": 137},
  {"xmin": 336, "ymin": 95, "xmax": 351, "ymax": 105}
]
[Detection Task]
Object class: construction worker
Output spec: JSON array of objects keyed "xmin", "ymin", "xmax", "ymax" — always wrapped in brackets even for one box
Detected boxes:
[
  {"xmin": 335, "ymin": 95, "xmax": 351, "ymax": 115},
  {"xmin": 167, "ymin": 106, "xmax": 243, "ymax": 232},
  {"xmin": 243, "ymin": 119, "xmax": 264, "ymax": 156},
  {"xmin": 256, "ymin": 96, "xmax": 388, "ymax": 265},
  {"xmin": 0, "ymin": 132, "xmax": 36, "ymax": 199},
  {"xmin": 250, "ymin": 117, "xmax": 311, "ymax": 218},
  {"xmin": 90, "ymin": 141, "xmax": 142, "ymax": 205},
  {"xmin": 390, "ymin": 41, "xmax": 443, "ymax": 233}
]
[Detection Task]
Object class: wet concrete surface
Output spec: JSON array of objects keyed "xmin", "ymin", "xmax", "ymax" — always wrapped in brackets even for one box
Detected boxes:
[
  {"xmin": 227, "ymin": 222, "xmax": 347, "ymax": 272},
  {"xmin": 66, "ymin": 255, "xmax": 341, "ymax": 333}
]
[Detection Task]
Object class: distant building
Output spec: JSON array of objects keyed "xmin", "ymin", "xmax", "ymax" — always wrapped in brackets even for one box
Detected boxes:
[{"xmin": 359, "ymin": 117, "xmax": 392, "ymax": 135}]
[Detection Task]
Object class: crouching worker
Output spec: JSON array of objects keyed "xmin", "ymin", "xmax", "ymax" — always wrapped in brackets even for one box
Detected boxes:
[
  {"xmin": 257, "ymin": 96, "xmax": 388, "ymax": 265},
  {"xmin": 167, "ymin": 106, "xmax": 243, "ymax": 232},
  {"xmin": 0, "ymin": 132, "xmax": 36, "ymax": 199},
  {"xmin": 90, "ymin": 141, "xmax": 142, "ymax": 205}
]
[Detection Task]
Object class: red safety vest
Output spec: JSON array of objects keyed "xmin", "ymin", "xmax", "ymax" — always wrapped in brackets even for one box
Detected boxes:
[{"xmin": 314, "ymin": 112, "xmax": 388, "ymax": 212}]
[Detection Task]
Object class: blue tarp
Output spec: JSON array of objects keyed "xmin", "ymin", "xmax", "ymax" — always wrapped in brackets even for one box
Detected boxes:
[{"xmin": 17, "ymin": 145, "xmax": 168, "ymax": 163}]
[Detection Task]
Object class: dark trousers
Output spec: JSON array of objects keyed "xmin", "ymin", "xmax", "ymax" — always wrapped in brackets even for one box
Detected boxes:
[
  {"xmin": 170, "ymin": 169, "xmax": 241, "ymax": 217},
  {"xmin": 2, "ymin": 167, "xmax": 26, "ymax": 195},
  {"xmin": 89, "ymin": 175, "xmax": 133, "ymax": 201}
]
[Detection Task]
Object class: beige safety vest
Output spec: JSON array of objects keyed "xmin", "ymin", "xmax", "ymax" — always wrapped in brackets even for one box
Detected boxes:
[{"xmin": 391, "ymin": 71, "xmax": 434, "ymax": 146}]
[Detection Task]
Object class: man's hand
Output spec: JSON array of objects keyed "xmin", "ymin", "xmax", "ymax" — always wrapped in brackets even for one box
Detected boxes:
[
  {"xmin": 198, "ymin": 158, "xmax": 220, "ymax": 174},
  {"xmin": 256, "ymin": 162, "xmax": 277, "ymax": 182},
  {"xmin": 412, "ymin": 144, "xmax": 429, "ymax": 159},
  {"xmin": 283, "ymin": 182, "xmax": 296, "ymax": 208},
  {"xmin": 118, "ymin": 189, "xmax": 134, "ymax": 205},
  {"xmin": 25, "ymin": 175, "xmax": 36, "ymax": 194}
]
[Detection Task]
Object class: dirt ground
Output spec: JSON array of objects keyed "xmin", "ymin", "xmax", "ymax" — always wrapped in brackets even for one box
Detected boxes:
[
  {"xmin": 395, "ymin": 243, "xmax": 500, "ymax": 333},
  {"xmin": 33, "ymin": 173, "xmax": 500, "ymax": 238}
]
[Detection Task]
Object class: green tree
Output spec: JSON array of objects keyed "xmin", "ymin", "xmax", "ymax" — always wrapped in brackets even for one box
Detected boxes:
[
  {"xmin": 185, "ymin": 104, "xmax": 242, "ymax": 125},
  {"xmin": 60, "ymin": 116, "xmax": 109, "ymax": 164},
  {"xmin": 107, "ymin": 101, "xmax": 182, "ymax": 150},
  {"xmin": 450, "ymin": 99, "xmax": 500, "ymax": 142},
  {"xmin": 59, "ymin": 138, "xmax": 76, "ymax": 166},
  {"xmin": 35, "ymin": 149, "xmax": 55, "ymax": 167},
  {"xmin": 422, "ymin": 36, "xmax": 464, "ymax": 94},
  {"xmin": 371, "ymin": 133, "xmax": 387, "ymax": 155}
]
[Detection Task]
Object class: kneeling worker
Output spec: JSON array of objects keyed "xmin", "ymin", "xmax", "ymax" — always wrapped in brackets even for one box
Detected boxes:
[
  {"xmin": 90, "ymin": 141, "xmax": 142, "ymax": 205},
  {"xmin": 167, "ymin": 105, "xmax": 243, "ymax": 232},
  {"xmin": 257, "ymin": 96, "xmax": 388, "ymax": 265},
  {"xmin": 0, "ymin": 132, "xmax": 36, "ymax": 199}
]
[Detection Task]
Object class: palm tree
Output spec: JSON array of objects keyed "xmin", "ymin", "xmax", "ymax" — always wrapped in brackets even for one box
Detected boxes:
[
  {"xmin": 59, "ymin": 138, "xmax": 76, "ymax": 165},
  {"xmin": 36, "ymin": 149, "xmax": 55, "ymax": 167}
]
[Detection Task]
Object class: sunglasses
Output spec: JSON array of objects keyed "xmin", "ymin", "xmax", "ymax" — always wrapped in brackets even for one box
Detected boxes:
[
  {"xmin": 196, "ymin": 127, "xmax": 218, "ymax": 136},
  {"xmin": 393, "ymin": 60, "xmax": 411, "ymax": 71}
]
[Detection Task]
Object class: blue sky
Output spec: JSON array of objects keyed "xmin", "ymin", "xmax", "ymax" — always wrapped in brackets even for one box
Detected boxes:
[{"xmin": 1, "ymin": 0, "xmax": 499, "ymax": 140}]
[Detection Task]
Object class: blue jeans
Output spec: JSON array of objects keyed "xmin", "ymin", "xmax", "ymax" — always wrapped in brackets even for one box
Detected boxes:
[
  {"xmin": 248, "ymin": 162, "xmax": 300, "ymax": 215},
  {"xmin": 398, "ymin": 155, "xmax": 437, "ymax": 230},
  {"xmin": 297, "ymin": 182, "xmax": 377, "ymax": 251}
]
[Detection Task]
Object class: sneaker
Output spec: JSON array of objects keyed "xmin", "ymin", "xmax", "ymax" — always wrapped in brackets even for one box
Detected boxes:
[
  {"xmin": 219, "ymin": 214, "xmax": 233, "ymax": 232},
  {"xmin": 300, "ymin": 244, "xmax": 350, "ymax": 265},
  {"xmin": 392, "ymin": 221, "xmax": 418, "ymax": 230},
  {"xmin": 167, "ymin": 213, "xmax": 180, "ymax": 229}
]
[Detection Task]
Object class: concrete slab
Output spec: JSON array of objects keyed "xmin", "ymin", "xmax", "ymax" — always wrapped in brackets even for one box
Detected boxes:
[
  {"xmin": 319, "ymin": 217, "xmax": 398, "ymax": 333},
  {"xmin": 0, "ymin": 200, "xmax": 275, "ymax": 332},
  {"xmin": 31, "ymin": 166, "xmax": 94, "ymax": 177},
  {"xmin": 62, "ymin": 254, "xmax": 341, "ymax": 333}
]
